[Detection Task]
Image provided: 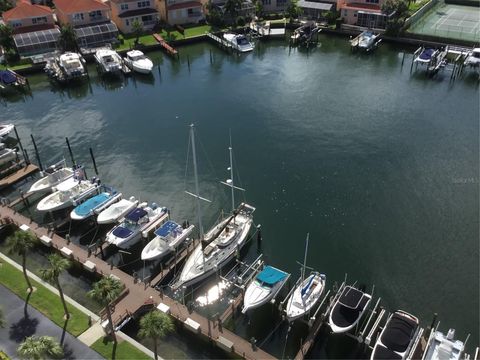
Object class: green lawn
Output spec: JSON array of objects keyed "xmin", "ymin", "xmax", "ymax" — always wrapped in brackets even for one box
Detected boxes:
[
  {"xmin": 0, "ymin": 62, "xmax": 34, "ymax": 71},
  {"xmin": 0, "ymin": 260, "xmax": 90, "ymax": 337},
  {"xmin": 408, "ymin": 0, "xmax": 431, "ymax": 14},
  {"xmin": 91, "ymin": 337, "xmax": 151, "ymax": 360}
]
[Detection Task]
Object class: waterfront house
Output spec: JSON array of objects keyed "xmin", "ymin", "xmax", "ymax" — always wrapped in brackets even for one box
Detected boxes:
[
  {"xmin": 336, "ymin": 0, "xmax": 387, "ymax": 28},
  {"xmin": 163, "ymin": 0, "xmax": 205, "ymax": 25},
  {"xmin": 53, "ymin": 0, "xmax": 119, "ymax": 48},
  {"xmin": 2, "ymin": 0, "xmax": 60, "ymax": 56},
  {"xmin": 110, "ymin": 0, "xmax": 160, "ymax": 34},
  {"xmin": 261, "ymin": 0, "xmax": 288, "ymax": 14},
  {"xmin": 298, "ymin": 0, "xmax": 336, "ymax": 21}
]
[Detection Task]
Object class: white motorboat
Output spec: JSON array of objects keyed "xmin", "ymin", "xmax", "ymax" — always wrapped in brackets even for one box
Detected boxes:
[
  {"xmin": 124, "ymin": 50, "xmax": 153, "ymax": 74},
  {"xmin": 36, "ymin": 178, "xmax": 100, "ymax": 212},
  {"xmin": 285, "ymin": 233, "xmax": 326, "ymax": 321},
  {"xmin": 464, "ymin": 47, "xmax": 480, "ymax": 68},
  {"xmin": 0, "ymin": 124, "xmax": 14, "ymax": 138},
  {"xmin": 173, "ymin": 126, "xmax": 256, "ymax": 289},
  {"xmin": 0, "ymin": 143, "xmax": 17, "ymax": 166},
  {"xmin": 371, "ymin": 310, "xmax": 419, "ymax": 360},
  {"xmin": 96, "ymin": 196, "xmax": 138, "ymax": 224},
  {"xmin": 105, "ymin": 203, "xmax": 168, "ymax": 249},
  {"xmin": 421, "ymin": 328, "xmax": 466, "ymax": 360},
  {"xmin": 70, "ymin": 190, "xmax": 122, "ymax": 221},
  {"xmin": 141, "ymin": 220, "xmax": 194, "ymax": 261},
  {"xmin": 242, "ymin": 265, "xmax": 289, "ymax": 313},
  {"xmin": 291, "ymin": 22, "xmax": 320, "ymax": 45},
  {"xmin": 414, "ymin": 48, "xmax": 436, "ymax": 64},
  {"xmin": 94, "ymin": 49, "xmax": 123, "ymax": 75},
  {"xmin": 28, "ymin": 164, "xmax": 74, "ymax": 194},
  {"xmin": 328, "ymin": 285, "xmax": 372, "ymax": 333},
  {"xmin": 351, "ymin": 30, "xmax": 380, "ymax": 52},
  {"xmin": 45, "ymin": 52, "xmax": 87, "ymax": 82},
  {"xmin": 223, "ymin": 33, "xmax": 254, "ymax": 53}
]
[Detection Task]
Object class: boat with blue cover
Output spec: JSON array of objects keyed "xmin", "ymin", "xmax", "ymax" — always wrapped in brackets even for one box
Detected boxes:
[
  {"xmin": 242, "ymin": 265, "xmax": 290, "ymax": 313},
  {"xmin": 141, "ymin": 220, "xmax": 195, "ymax": 261},
  {"xmin": 105, "ymin": 203, "xmax": 168, "ymax": 249},
  {"xmin": 70, "ymin": 189, "xmax": 122, "ymax": 220},
  {"xmin": 0, "ymin": 69, "xmax": 27, "ymax": 90}
]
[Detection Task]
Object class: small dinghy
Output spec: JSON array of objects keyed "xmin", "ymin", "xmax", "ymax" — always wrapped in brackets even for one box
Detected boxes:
[
  {"xmin": 70, "ymin": 190, "xmax": 122, "ymax": 220},
  {"xmin": 328, "ymin": 285, "xmax": 371, "ymax": 333},
  {"xmin": 0, "ymin": 124, "xmax": 14, "ymax": 139},
  {"xmin": 96, "ymin": 196, "xmax": 138, "ymax": 224},
  {"xmin": 0, "ymin": 143, "xmax": 17, "ymax": 166},
  {"xmin": 36, "ymin": 178, "xmax": 100, "ymax": 212},
  {"xmin": 242, "ymin": 265, "xmax": 289, "ymax": 313},
  {"xmin": 141, "ymin": 220, "xmax": 194, "ymax": 261},
  {"xmin": 371, "ymin": 310, "xmax": 419, "ymax": 359},
  {"xmin": 105, "ymin": 203, "xmax": 168, "ymax": 249},
  {"xmin": 421, "ymin": 328, "xmax": 466, "ymax": 360},
  {"xmin": 28, "ymin": 164, "xmax": 74, "ymax": 194}
]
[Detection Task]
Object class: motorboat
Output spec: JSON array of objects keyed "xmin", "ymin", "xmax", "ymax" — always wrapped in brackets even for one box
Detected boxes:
[
  {"xmin": 421, "ymin": 328, "xmax": 466, "ymax": 360},
  {"xmin": 36, "ymin": 178, "xmax": 100, "ymax": 212},
  {"xmin": 351, "ymin": 31, "xmax": 380, "ymax": 52},
  {"xmin": 28, "ymin": 164, "xmax": 74, "ymax": 194},
  {"xmin": 124, "ymin": 50, "xmax": 153, "ymax": 74},
  {"xmin": 223, "ymin": 33, "xmax": 254, "ymax": 53},
  {"xmin": 291, "ymin": 22, "xmax": 320, "ymax": 45},
  {"xmin": 285, "ymin": 233, "xmax": 326, "ymax": 321},
  {"xmin": 0, "ymin": 69, "xmax": 27, "ymax": 90},
  {"xmin": 96, "ymin": 196, "xmax": 138, "ymax": 224},
  {"xmin": 70, "ymin": 190, "xmax": 122, "ymax": 220},
  {"xmin": 105, "ymin": 203, "xmax": 168, "ymax": 249},
  {"xmin": 328, "ymin": 285, "xmax": 372, "ymax": 333},
  {"xmin": 371, "ymin": 310, "xmax": 419, "ymax": 360},
  {"xmin": 0, "ymin": 124, "xmax": 14, "ymax": 139},
  {"xmin": 464, "ymin": 47, "xmax": 480, "ymax": 68},
  {"xmin": 45, "ymin": 52, "xmax": 87, "ymax": 83},
  {"xmin": 0, "ymin": 143, "xmax": 17, "ymax": 166},
  {"xmin": 242, "ymin": 265, "xmax": 289, "ymax": 313},
  {"xmin": 94, "ymin": 49, "xmax": 124, "ymax": 75},
  {"xmin": 414, "ymin": 48, "xmax": 436, "ymax": 64},
  {"xmin": 173, "ymin": 127, "xmax": 256, "ymax": 289},
  {"xmin": 141, "ymin": 220, "xmax": 195, "ymax": 261}
]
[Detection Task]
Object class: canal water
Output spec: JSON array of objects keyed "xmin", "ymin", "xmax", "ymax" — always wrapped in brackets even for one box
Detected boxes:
[{"xmin": 1, "ymin": 33, "xmax": 478, "ymax": 358}]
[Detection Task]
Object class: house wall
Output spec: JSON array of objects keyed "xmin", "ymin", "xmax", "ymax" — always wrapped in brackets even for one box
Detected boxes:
[
  {"xmin": 261, "ymin": 0, "xmax": 288, "ymax": 13},
  {"xmin": 167, "ymin": 7, "xmax": 203, "ymax": 24},
  {"xmin": 56, "ymin": 7, "xmax": 111, "ymax": 27},
  {"xmin": 5, "ymin": 13, "xmax": 55, "ymax": 30},
  {"xmin": 111, "ymin": 0, "xmax": 160, "ymax": 33}
]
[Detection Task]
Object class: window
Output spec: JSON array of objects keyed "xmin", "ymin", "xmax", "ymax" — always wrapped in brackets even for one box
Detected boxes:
[
  {"xmin": 277, "ymin": 0, "xmax": 287, "ymax": 4},
  {"xmin": 32, "ymin": 16, "xmax": 48, "ymax": 24},
  {"xmin": 89, "ymin": 10, "xmax": 102, "ymax": 18},
  {"xmin": 137, "ymin": 1, "xmax": 150, "ymax": 7},
  {"xmin": 365, "ymin": 0, "xmax": 379, "ymax": 3},
  {"xmin": 262, "ymin": 0, "xmax": 271, "ymax": 5},
  {"xmin": 121, "ymin": 3, "xmax": 129, "ymax": 10},
  {"xmin": 73, "ymin": 13, "xmax": 84, "ymax": 21},
  {"xmin": 343, "ymin": 9, "xmax": 347, "ymax": 16},
  {"xmin": 141, "ymin": 15, "xmax": 153, "ymax": 21},
  {"xmin": 11, "ymin": 21, "xmax": 22, "ymax": 27},
  {"xmin": 126, "ymin": 19, "xmax": 130, "ymax": 25}
]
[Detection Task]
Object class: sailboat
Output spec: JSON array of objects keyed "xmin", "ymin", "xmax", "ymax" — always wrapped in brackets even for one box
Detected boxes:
[
  {"xmin": 285, "ymin": 233, "xmax": 326, "ymax": 322},
  {"xmin": 173, "ymin": 125, "xmax": 256, "ymax": 289}
]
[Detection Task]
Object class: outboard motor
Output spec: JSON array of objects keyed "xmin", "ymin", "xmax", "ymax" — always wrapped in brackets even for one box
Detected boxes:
[{"xmin": 151, "ymin": 202, "xmax": 158, "ymax": 210}]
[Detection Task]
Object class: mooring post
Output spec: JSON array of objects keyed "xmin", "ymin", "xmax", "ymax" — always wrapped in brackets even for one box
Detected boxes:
[
  {"xmin": 157, "ymin": 64, "xmax": 161, "ymax": 78},
  {"xmin": 65, "ymin": 137, "xmax": 76, "ymax": 166},
  {"xmin": 30, "ymin": 134, "xmax": 43, "ymax": 171},
  {"xmin": 187, "ymin": 55, "xmax": 191, "ymax": 72},
  {"xmin": 209, "ymin": 49, "xmax": 213, "ymax": 64},
  {"xmin": 401, "ymin": 52, "xmax": 406, "ymax": 67},
  {"xmin": 89, "ymin": 147, "xmax": 99, "ymax": 176},
  {"xmin": 13, "ymin": 126, "xmax": 28, "ymax": 164}
]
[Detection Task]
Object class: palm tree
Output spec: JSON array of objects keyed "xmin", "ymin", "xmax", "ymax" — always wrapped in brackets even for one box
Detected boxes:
[
  {"xmin": 138, "ymin": 311, "xmax": 174, "ymax": 360},
  {"xmin": 131, "ymin": 19, "xmax": 143, "ymax": 46},
  {"xmin": 39, "ymin": 253, "xmax": 71, "ymax": 320},
  {"xmin": 6, "ymin": 230, "xmax": 38, "ymax": 293},
  {"xmin": 59, "ymin": 24, "xmax": 77, "ymax": 52},
  {"xmin": 17, "ymin": 335, "xmax": 64, "ymax": 360},
  {"xmin": 0, "ymin": 306, "xmax": 5, "ymax": 328},
  {"xmin": 0, "ymin": 24, "xmax": 15, "ymax": 55},
  {"xmin": 88, "ymin": 276, "xmax": 123, "ymax": 358}
]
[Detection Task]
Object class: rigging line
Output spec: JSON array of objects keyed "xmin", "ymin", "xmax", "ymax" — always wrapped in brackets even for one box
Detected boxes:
[
  {"xmin": 231, "ymin": 148, "xmax": 247, "ymax": 204},
  {"xmin": 183, "ymin": 129, "xmax": 192, "ymax": 194}
]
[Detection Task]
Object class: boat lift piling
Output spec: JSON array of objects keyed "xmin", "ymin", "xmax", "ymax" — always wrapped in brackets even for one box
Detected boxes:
[
  {"xmin": 13, "ymin": 126, "xmax": 28, "ymax": 165},
  {"xmin": 89, "ymin": 147, "xmax": 99, "ymax": 176},
  {"xmin": 30, "ymin": 134, "xmax": 43, "ymax": 172},
  {"xmin": 65, "ymin": 137, "xmax": 76, "ymax": 167}
]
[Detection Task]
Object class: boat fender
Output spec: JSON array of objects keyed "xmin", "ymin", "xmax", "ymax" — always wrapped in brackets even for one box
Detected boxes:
[{"xmin": 129, "ymin": 196, "xmax": 136, "ymax": 202}]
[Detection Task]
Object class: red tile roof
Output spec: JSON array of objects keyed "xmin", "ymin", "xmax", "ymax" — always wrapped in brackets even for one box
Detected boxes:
[
  {"xmin": 168, "ymin": 1, "xmax": 202, "ymax": 10},
  {"xmin": 2, "ymin": 1, "xmax": 53, "ymax": 22},
  {"xmin": 340, "ymin": 2, "xmax": 381, "ymax": 11},
  {"xmin": 53, "ymin": 0, "xmax": 109, "ymax": 14}
]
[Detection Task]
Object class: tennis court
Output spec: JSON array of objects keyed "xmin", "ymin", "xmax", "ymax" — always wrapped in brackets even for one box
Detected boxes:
[{"xmin": 408, "ymin": 3, "xmax": 480, "ymax": 42}]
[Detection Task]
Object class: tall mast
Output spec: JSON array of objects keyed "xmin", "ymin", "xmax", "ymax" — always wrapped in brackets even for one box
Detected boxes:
[
  {"xmin": 190, "ymin": 124, "xmax": 204, "ymax": 241},
  {"xmin": 228, "ymin": 133, "xmax": 234, "ymax": 212},
  {"xmin": 301, "ymin": 233, "xmax": 309, "ymax": 283}
]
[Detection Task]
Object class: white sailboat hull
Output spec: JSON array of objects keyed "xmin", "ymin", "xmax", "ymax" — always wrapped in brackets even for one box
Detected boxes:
[{"xmin": 285, "ymin": 272, "xmax": 326, "ymax": 321}]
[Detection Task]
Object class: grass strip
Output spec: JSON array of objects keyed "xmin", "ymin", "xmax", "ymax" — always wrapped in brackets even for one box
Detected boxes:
[
  {"xmin": 91, "ymin": 337, "xmax": 150, "ymax": 360},
  {"xmin": 0, "ymin": 260, "xmax": 90, "ymax": 337}
]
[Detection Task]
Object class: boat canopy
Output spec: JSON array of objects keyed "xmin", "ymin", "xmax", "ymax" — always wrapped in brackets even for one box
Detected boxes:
[
  {"xmin": 339, "ymin": 286, "xmax": 364, "ymax": 309},
  {"xmin": 154, "ymin": 220, "xmax": 180, "ymax": 237},
  {"xmin": 126, "ymin": 207, "xmax": 147, "ymax": 222},
  {"xmin": 381, "ymin": 314, "xmax": 418, "ymax": 353},
  {"xmin": 419, "ymin": 48, "xmax": 435, "ymax": 61},
  {"xmin": 0, "ymin": 70, "xmax": 17, "ymax": 85},
  {"xmin": 257, "ymin": 266, "xmax": 288, "ymax": 285},
  {"xmin": 112, "ymin": 226, "xmax": 133, "ymax": 239},
  {"xmin": 74, "ymin": 193, "xmax": 110, "ymax": 217}
]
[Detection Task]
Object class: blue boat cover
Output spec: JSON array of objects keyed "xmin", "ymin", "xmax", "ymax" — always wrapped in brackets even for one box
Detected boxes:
[
  {"xmin": 126, "ymin": 207, "xmax": 147, "ymax": 222},
  {"xmin": 0, "ymin": 70, "xmax": 17, "ymax": 85},
  {"xmin": 257, "ymin": 266, "xmax": 288, "ymax": 285},
  {"xmin": 154, "ymin": 220, "xmax": 179, "ymax": 238},
  {"xmin": 112, "ymin": 226, "xmax": 133, "ymax": 239},
  {"xmin": 74, "ymin": 193, "xmax": 110, "ymax": 217},
  {"xmin": 419, "ymin": 48, "xmax": 435, "ymax": 60}
]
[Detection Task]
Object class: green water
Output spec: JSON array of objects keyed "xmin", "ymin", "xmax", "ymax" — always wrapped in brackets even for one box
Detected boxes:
[{"xmin": 1, "ymin": 34, "xmax": 478, "ymax": 357}]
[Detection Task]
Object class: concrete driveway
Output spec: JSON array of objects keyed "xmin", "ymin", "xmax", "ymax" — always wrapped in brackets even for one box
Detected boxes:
[{"xmin": 0, "ymin": 285, "xmax": 103, "ymax": 359}]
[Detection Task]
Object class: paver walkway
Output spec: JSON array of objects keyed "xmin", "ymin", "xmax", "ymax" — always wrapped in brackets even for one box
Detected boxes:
[{"xmin": 0, "ymin": 285, "xmax": 103, "ymax": 359}]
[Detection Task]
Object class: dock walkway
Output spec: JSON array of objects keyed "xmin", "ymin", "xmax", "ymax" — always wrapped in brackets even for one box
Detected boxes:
[
  {"xmin": 0, "ymin": 205, "xmax": 276, "ymax": 360},
  {"xmin": 0, "ymin": 164, "xmax": 38, "ymax": 189},
  {"xmin": 153, "ymin": 34, "xmax": 179, "ymax": 58}
]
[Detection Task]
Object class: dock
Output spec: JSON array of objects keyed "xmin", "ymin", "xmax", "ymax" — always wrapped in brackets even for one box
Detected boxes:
[
  {"xmin": 206, "ymin": 33, "xmax": 234, "ymax": 53},
  {"xmin": 153, "ymin": 34, "xmax": 179, "ymax": 58},
  {"xmin": 248, "ymin": 21, "xmax": 286, "ymax": 38},
  {"xmin": 0, "ymin": 205, "xmax": 276, "ymax": 360},
  {"xmin": 0, "ymin": 164, "xmax": 38, "ymax": 190}
]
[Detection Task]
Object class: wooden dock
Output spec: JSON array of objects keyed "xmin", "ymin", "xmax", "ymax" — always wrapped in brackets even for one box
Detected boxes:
[
  {"xmin": 153, "ymin": 34, "xmax": 179, "ymax": 58},
  {"xmin": 0, "ymin": 205, "xmax": 276, "ymax": 360},
  {"xmin": 206, "ymin": 33, "xmax": 234, "ymax": 53},
  {"xmin": 0, "ymin": 164, "xmax": 38, "ymax": 190}
]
